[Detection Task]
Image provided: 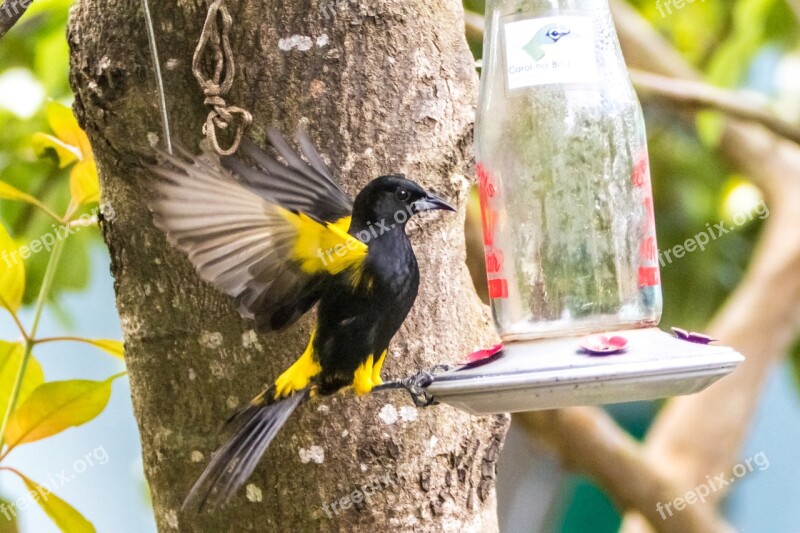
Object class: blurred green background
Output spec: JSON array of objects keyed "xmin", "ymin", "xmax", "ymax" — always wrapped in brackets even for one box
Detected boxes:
[{"xmin": 1, "ymin": 0, "xmax": 799, "ymax": 531}]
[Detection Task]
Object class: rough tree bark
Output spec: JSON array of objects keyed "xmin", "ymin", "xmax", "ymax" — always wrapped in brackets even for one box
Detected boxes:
[{"xmin": 68, "ymin": 0, "xmax": 508, "ymax": 531}]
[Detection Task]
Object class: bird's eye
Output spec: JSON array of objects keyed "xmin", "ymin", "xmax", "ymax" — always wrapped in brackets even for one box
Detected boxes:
[{"xmin": 395, "ymin": 189, "xmax": 410, "ymax": 201}]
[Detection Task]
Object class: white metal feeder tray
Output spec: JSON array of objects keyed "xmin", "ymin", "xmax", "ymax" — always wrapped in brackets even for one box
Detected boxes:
[{"xmin": 421, "ymin": 327, "xmax": 743, "ymax": 415}]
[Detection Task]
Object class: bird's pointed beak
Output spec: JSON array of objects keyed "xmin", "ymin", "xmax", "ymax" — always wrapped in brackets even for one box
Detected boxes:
[{"xmin": 412, "ymin": 194, "xmax": 456, "ymax": 213}]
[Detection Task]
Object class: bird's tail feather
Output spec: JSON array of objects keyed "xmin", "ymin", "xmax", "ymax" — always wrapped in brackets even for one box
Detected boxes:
[{"xmin": 182, "ymin": 388, "xmax": 310, "ymax": 511}]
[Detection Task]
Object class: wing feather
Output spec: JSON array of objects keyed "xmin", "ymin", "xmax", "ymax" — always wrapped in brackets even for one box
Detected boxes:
[
  {"xmin": 150, "ymin": 143, "xmax": 365, "ymax": 332},
  {"xmin": 297, "ymin": 128, "xmax": 336, "ymax": 181},
  {"xmin": 224, "ymin": 129, "xmax": 352, "ymax": 223}
]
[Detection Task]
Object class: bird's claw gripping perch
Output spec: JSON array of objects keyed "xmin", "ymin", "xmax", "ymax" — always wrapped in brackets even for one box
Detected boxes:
[
  {"xmin": 373, "ymin": 365, "xmax": 451, "ymax": 407},
  {"xmin": 405, "ymin": 370, "xmax": 436, "ymax": 407}
]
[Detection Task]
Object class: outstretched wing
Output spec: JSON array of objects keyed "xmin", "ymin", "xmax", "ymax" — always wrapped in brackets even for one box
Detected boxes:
[
  {"xmin": 150, "ymin": 133, "xmax": 366, "ymax": 332},
  {"xmin": 221, "ymin": 128, "xmax": 352, "ymax": 223}
]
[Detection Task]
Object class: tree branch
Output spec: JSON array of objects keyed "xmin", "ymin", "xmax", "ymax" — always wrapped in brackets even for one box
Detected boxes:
[
  {"xmin": 0, "ymin": 0, "xmax": 33, "ymax": 40},
  {"xmin": 464, "ymin": 9, "xmax": 484, "ymax": 35},
  {"xmin": 516, "ymin": 410, "xmax": 733, "ymax": 533},
  {"xmin": 787, "ymin": 0, "xmax": 800, "ymax": 23},
  {"xmin": 630, "ymin": 69, "xmax": 800, "ymax": 146}
]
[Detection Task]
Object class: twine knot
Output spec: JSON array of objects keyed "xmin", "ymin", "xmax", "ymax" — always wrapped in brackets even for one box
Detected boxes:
[{"xmin": 192, "ymin": 0, "xmax": 252, "ymax": 156}]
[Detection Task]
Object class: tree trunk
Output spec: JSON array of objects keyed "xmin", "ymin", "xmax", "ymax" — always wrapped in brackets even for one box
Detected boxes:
[{"xmin": 68, "ymin": 0, "xmax": 508, "ymax": 531}]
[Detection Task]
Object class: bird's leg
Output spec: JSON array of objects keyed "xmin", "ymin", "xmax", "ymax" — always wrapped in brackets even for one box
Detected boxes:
[{"xmin": 372, "ymin": 366, "xmax": 453, "ymax": 407}]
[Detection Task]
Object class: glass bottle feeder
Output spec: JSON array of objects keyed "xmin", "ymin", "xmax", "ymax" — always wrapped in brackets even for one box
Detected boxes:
[
  {"xmin": 413, "ymin": 0, "xmax": 743, "ymax": 413},
  {"xmin": 476, "ymin": 0, "xmax": 662, "ymax": 339}
]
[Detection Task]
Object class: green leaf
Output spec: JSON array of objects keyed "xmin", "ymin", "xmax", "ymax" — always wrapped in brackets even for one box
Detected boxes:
[
  {"xmin": 696, "ymin": 111, "xmax": 724, "ymax": 149},
  {"xmin": 0, "ymin": 181, "xmax": 43, "ymax": 207},
  {"xmin": 43, "ymin": 102, "xmax": 92, "ymax": 160},
  {"xmin": 32, "ymin": 29, "xmax": 70, "ymax": 95},
  {"xmin": 0, "ymin": 497, "xmax": 18, "ymax": 533},
  {"xmin": 0, "ymin": 341, "xmax": 44, "ymax": 421},
  {"xmin": 3, "ymin": 376, "xmax": 119, "ymax": 450},
  {"xmin": 31, "ymin": 132, "xmax": 79, "ymax": 169},
  {"xmin": 705, "ymin": 0, "xmax": 777, "ymax": 88},
  {"xmin": 0, "ymin": 225, "xmax": 25, "ymax": 313},
  {"xmin": 0, "ymin": 181, "xmax": 60, "ymax": 223},
  {"xmin": 51, "ymin": 223, "xmax": 91, "ymax": 296},
  {"xmin": 82, "ymin": 339, "xmax": 124, "ymax": 360},
  {"xmin": 33, "ymin": 102, "xmax": 99, "ymax": 206},
  {"xmin": 12, "ymin": 470, "xmax": 94, "ymax": 533},
  {"xmin": 69, "ymin": 159, "xmax": 99, "ymax": 206}
]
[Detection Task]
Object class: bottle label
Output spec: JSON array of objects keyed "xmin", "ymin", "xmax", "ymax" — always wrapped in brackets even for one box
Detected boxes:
[{"xmin": 503, "ymin": 15, "xmax": 598, "ymax": 90}]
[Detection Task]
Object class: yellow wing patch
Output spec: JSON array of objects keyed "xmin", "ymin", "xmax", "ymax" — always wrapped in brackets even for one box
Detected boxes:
[{"xmin": 279, "ymin": 210, "xmax": 368, "ymax": 276}]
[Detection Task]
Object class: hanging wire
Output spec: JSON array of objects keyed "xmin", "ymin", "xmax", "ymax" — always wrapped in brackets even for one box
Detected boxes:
[
  {"xmin": 141, "ymin": 0, "xmax": 173, "ymax": 155},
  {"xmin": 192, "ymin": 0, "xmax": 252, "ymax": 156}
]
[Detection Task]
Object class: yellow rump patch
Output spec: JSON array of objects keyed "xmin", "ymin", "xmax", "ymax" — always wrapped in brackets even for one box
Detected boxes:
[
  {"xmin": 353, "ymin": 354, "xmax": 375, "ymax": 396},
  {"xmin": 274, "ymin": 333, "xmax": 322, "ymax": 399},
  {"xmin": 372, "ymin": 350, "xmax": 387, "ymax": 386},
  {"xmin": 279, "ymin": 210, "xmax": 368, "ymax": 276},
  {"xmin": 352, "ymin": 350, "xmax": 388, "ymax": 396}
]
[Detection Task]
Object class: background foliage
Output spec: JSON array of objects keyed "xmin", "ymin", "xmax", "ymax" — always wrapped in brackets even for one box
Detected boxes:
[{"xmin": 1, "ymin": 1, "xmax": 124, "ymax": 531}]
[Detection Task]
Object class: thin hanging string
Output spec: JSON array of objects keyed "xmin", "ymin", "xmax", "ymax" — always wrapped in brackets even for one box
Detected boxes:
[
  {"xmin": 192, "ymin": 0, "xmax": 252, "ymax": 156},
  {"xmin": 141, "ymin": 0, "xmax": 173, "ymax": 155}
]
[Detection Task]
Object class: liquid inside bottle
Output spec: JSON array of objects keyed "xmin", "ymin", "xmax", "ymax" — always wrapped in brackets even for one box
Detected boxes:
[{"xmin": 475, "ymin": 0, "xmax": 662, "ymax": 341}]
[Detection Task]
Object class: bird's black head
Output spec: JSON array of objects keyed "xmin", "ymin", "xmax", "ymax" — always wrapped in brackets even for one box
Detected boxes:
[{"xmin": 350, "ymin": 174, "xmax": 455, "ymax": 233}]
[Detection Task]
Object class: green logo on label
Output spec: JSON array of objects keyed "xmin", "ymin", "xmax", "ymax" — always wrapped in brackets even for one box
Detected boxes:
[{"xmin": 523, "ymin": 24, "xmax": 571, "ymax": 61}]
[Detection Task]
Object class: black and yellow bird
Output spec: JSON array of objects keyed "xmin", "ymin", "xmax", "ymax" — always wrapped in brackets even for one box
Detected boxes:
[{"xmin": 149, "ymin": 128, "xmax": 454, "ymax": 510}]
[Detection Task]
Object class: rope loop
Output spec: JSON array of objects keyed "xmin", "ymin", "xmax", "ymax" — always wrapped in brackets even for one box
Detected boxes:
[{"xmin": 192, "ymin": 0, "xmax": 251, "ymax": 155}]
